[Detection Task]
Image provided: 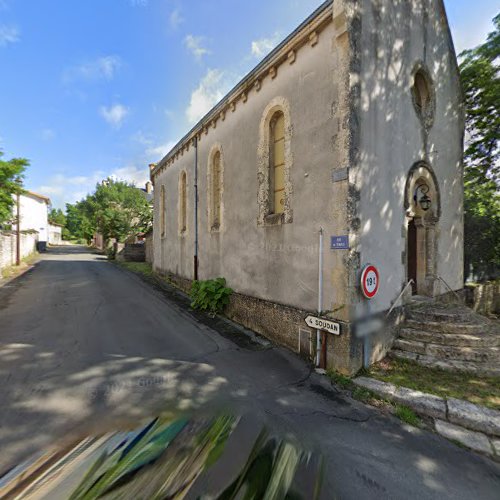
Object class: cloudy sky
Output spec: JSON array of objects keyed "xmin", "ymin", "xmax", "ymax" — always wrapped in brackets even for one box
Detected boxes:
[{"xmin": 0, "ymin": 0, "xmax": 498, "ymax": 209}]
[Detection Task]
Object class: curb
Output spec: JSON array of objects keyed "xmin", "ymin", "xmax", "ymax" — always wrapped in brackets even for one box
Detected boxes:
[{"xmin": 353, "ymin": 377, "xmax": 500, "ymax": 460}]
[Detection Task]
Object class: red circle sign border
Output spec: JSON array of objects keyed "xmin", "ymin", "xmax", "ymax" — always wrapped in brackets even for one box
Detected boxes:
[{"xmin": 361, "ymin": 264, "xmax": 380, "ymax": 299}]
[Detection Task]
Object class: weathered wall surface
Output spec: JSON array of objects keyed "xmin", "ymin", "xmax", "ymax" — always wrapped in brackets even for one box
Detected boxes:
[
  {"xmin": 48, "ymin": 224, "xmax": 62, "ymax": 245},
  {"xmin": 0, "ymin": 231, "xmax": 38, "ymax": 271},
  {"xmin": 352, "ymin": 0, "xmax": 464, "ymax": 320},
  {"xmin": 18, "ymin": 194, "xmax": 49, "ymax": 242},
  {"xmin": 153, "ymin": 18, "xmax": 352, "ymax": 320}
]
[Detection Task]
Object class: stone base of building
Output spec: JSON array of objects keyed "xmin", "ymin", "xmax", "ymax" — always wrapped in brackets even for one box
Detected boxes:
[{"xmin": 153, "ymin": 268, "xmax": 362, "ymax": 375}]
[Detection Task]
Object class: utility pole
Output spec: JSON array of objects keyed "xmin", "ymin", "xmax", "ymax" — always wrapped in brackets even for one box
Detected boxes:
[
  {"xmin": 16, "ymin": 187, "xmax": 21, "ymax": 266},
  {"xmin": 194, "ymin": 137, "xmax": 199, "ymax": 281}
]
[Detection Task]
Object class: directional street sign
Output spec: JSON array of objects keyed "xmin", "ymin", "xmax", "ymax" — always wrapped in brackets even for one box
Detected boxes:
[{"xmin": 305, "ymin": 315, "xmax": 341, "ymax": 335}]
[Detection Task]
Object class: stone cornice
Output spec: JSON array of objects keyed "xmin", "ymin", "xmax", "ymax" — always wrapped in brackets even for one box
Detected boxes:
[{"xmin": 151, "ymin": 0, "xmax": 333, "ymax": 180}]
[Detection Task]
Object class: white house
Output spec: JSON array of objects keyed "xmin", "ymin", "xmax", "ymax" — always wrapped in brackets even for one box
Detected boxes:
[
  {"xmin": 48, "ymin": 223, "xmax": 63, "ymax": 245},
  {"xmin": 18, "ymin": 191, "xmax": 50, "ymax": 245}
]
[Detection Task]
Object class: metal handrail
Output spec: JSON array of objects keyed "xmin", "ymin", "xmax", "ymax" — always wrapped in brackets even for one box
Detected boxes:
[
  {"xmin": 386, "ymin": 280, "xmax": 414, "ymax": 318},
  {"xmin": 437, "ymin": 275, "xmax": 461, "ymax": 302}
]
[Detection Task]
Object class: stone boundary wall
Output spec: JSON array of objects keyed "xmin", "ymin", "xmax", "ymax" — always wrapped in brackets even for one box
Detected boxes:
[
  {"xmin": 0, "ymin": 231, "xmax": 38, "ymax": 271},
  {"xmin": 354, "ymin": 377, "xmax": 500, "ymax": 461},
  {"xmin": 152, "ymin": 268, "xmax": 359, "ymax": 374},
  {"xmin": 145, "ymin": 234, "xmax": 153, "ymax": 264},
  {"xmin": 465, "ymin": 283, "xmax": 500, "ymax": 317}
]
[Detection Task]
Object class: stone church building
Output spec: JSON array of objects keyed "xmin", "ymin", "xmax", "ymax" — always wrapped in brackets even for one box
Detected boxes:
[{"xmin": 150, "ymin": 0, "xmax": 464, "ymax": 374}]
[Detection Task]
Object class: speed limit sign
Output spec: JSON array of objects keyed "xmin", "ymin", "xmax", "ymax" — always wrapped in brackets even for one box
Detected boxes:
[{"xmin": 361, "ymin": 264, "xmax": 379, "ymax": 299}]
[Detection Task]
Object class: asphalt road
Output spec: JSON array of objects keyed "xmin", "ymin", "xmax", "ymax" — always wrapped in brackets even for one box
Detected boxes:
[{"xmin": 0, "ymin": 246, "xmax": 499, "ymax": 499}]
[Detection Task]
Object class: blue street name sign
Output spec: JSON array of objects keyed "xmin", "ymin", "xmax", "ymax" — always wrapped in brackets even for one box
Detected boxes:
[{"xmin": 330, "ymin": 235, "xmax": 349, "ymax": 250}]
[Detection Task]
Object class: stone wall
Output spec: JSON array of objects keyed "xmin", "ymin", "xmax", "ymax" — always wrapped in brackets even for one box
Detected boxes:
[
  {"xmin": 0, "ymin": 231, "xmax": 38, "ymax": 271},
  {"xmin": 466, "ymin": 283, "xmax": 500, "ymax": 317},
  {"xmin": 145, "ymin": 233, "xmax": 153, "ymax": 264}
]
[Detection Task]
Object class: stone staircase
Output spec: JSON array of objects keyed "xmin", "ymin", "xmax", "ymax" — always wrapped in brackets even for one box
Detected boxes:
[{"xmin": 390, "ymin": 301, "xmax": 500, "ymax": 376}]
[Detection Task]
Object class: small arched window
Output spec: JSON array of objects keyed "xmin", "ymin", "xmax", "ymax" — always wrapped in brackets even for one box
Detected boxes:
[
  {"xmin": 411, "ymin": 66, "xmax": 434, "ymax": 127},
  {"xmin": 179, "ymin": 171, "xmax": 187, "ymax": 233},
  {"xmin": 210, "ymin": 150, "xmax": 222, "ymax": 230},
  {"xmin": 160, "ymin": 185, "xmax": 166, "ymax": 237},
  {"xmin": 270, "ymin": 111, "xmax": 285, "ymax": 215},
  {"xmin": 414, "ymin": 71, "xmax": 430, "ymax": 113}
]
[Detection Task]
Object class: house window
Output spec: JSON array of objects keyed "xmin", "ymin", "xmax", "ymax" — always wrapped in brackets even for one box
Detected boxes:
[
  {"xmin": 160, "ymin": 185, "xmax": 166, "ymax": 237},
  {"xmin": 179, "ymin": 171, "xmax": 187, "ymax": 233},
  {"xmin": 270, "ymin": 112, "xmax": 285, "ymax": 215},
  {"xmin": 210, "ymin": 150, "xmax": 222, "ymax": 230}
]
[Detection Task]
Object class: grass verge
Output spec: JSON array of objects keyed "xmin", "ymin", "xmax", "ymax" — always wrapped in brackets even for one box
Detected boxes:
[
  {"xmin": 368, "ymin": 357, "xmax": 500, "ymax": 411},
  {"xmin": 1, "ymin": 252, "xmax": 38, "ymax": 280},
  {"xmin": 327, "ymin": 370, "xmax": 422, "ymax": 427},
  {"xmin": 115, "ymin": 261, "xmax": 154, "ymax": 278}
]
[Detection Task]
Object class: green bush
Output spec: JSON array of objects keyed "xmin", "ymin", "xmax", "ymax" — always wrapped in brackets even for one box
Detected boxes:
[{"xmin": 190, "ymin": 278, "xmax": 233, "ymax": 317}]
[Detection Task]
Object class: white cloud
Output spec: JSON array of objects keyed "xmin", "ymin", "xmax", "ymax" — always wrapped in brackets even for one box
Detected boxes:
[
  {"xmin": 41, "ymin": 128, "xmax": 55, "ymax": 141},
  {"xmin": 110, "ymin": 165, "xmax": 150, "ymax": 186},
  {"xmin": 184, "ymin": 35, "xmax": 211, "ymax": 60},
  {"xmin": 100, "ymin": 104, "xmax": 129, "ymax": 128},
  {"xmin": 186, "ymin": 69, "xmax": 233, "ymax": 124},
  {"xmin": 34, "ymin": 165, "xmax": 152, "ymax": 209},
  {"xmin": 251, "ymin": 32, "xmax": 282, "ymax": 58},
  {"xmin": 35, "ymin": 172, "xmax": 105, "ymax": 208},
  {"xmin": 146, "ymin": 141, "xmax": 176, "ymax": 159},
  {"xmin": 169, "ymin": 8, "xmax": 183, "ymax": 29},
  {"xmin": 63, "ymin": 56, "xmax": 122, "ymax": 83},
  {"xmin": 0, "ymin": 25, "xmax": 19, "ymax": 47}
]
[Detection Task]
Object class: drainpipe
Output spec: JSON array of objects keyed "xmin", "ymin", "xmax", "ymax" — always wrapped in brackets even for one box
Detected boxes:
[
  {"xmin": 194, "ymin": 137, "xmax": 199, "ymax": 281},
  {"xmin": 316, "ymin": 228, "xmax": 324, "ymax": 367}
]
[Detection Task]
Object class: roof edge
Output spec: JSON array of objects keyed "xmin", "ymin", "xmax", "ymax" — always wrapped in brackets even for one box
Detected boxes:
[{"xmin": 152, "ymin": 0, "xmax": 333, "ymax": 178}]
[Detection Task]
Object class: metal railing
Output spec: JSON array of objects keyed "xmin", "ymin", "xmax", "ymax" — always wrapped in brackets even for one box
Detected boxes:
[
  {"xmin": 436, "ymin": 275, "xmax": 462, "ymax": 303},
  {"xmin": 386, "ymin": 279, "xmax": 414, "ymax": 318}
]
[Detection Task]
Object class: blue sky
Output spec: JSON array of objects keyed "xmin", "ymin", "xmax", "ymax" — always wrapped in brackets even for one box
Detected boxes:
[{"xmin": 0, "ymin": 0, "xmax": 498, "ymax": 209}]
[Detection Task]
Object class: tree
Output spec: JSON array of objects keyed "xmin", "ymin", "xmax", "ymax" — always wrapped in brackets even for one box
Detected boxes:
[
  {"xmin": 0, "ymin": 150, "xmax": 29, "ymax": 225},
  {"xmin": 64, "ymin": 179, "xmax": 152, "ymax": 244},
  {"xmin": 48, "ymin": 208, "xmax": 66, "ymax": 226},
  {"xmin": 460, "ymin": 14, "xmax": 500, "ymax": 280},
  {"xmin": 91, "ymin": 179, "xmax": 152, "ymax": 242}
]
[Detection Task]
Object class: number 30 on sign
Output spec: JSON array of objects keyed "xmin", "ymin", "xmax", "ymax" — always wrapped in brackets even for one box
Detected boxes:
[{"xmin": 361, "ymin": 264, "xmax": 379, "ymax": 299}]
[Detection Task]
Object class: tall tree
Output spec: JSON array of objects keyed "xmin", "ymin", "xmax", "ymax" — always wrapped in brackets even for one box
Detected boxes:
[
  {"xmin": 91, "ymin": 179, "xmax": 152, "ymax": 242},
  {"xmin": 460, "ymin": 14, "xmax": 500, "ymax": 280},
  {"xmin": 64, "ymin": 179, "xmax": 152, "ymax": 244},
  {"xmin": 0, "ymin": 151, "xmax": 29, "ymax": 225},
  {"xmin": 48, "ymin": 208, "xmax": 66, "ymax": 226}
]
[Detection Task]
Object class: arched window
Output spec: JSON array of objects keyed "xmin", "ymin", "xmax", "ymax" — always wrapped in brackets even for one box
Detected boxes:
[
  {"xmin": 270, "ymin": 112, "xmax": 285, "ymax": 215},
  {"xmin": 179, "ymin": 171, "xmax": 187, "ymax": 233},
  {"xmin": 160, "ymin": 185, "xmax": 166, "ymax": 237},
  {"xmin": 210, "ymin": 149, "xmax": 222, "ymax": 230},
  {"xmin": 257, "ymin": 97, "xmax": 293, "ymax": 226},
  {"xmin": 411, "ymin": 65, "xmax": 435, "ymax": 127},
  {"xmin": 414, "ymin": 71, "xmax": 430, "ymax": 113}
]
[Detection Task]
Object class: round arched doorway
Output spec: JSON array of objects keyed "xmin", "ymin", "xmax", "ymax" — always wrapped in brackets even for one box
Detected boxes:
[{"xmin": 404, "ymin": 162, "xmax": 440, "ymax": 296}]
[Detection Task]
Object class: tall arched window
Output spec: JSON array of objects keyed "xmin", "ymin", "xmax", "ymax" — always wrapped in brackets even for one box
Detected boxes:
[
  {"xmin": 160, "ymin": 185, "xmax": 166, "ymax": 237},
  {"xmin": 257, "ymin": 97, "xmax": 293, "ymax": 226},
  {"xmin": 270, "ymin": 112, "xmax": 285, "ymax": 215},
  {"xmin": 179, "ymin": 171, "xmax": 187, "ymax": 233},
  {"xmin": 211, "ymin": 150, "xmax": 222, "ymax": 229}
]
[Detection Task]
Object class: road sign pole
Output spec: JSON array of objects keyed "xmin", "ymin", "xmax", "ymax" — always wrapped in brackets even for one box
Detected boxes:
[{"xmin": 316, "ymin": 228, "xmax": 324, "ymax": 367}]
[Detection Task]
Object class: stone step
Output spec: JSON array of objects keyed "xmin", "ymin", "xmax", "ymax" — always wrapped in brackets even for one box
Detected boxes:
[
  {"xmin": 394, "ymin": 338, "xmax": 500, "ymax": 363},
  {"xmin": 407, "ymin": 307, "xmax": 475, "ymax": 324},
  {"xmin": 389, "ymin": 350, "xmax": 500, "ymax": 377},
  {"xmin": 405, "ymin": 319, "xmax": 486, "ymax": 335},
  {"xmin": 399, "ymin": 328, "xmax": 500, "ymax": 348}
]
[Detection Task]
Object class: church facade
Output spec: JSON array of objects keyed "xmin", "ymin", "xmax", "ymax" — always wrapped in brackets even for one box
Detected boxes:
[{"xmin": 150, "ymin": 0, "xmax": 464, "ymax": 374}]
